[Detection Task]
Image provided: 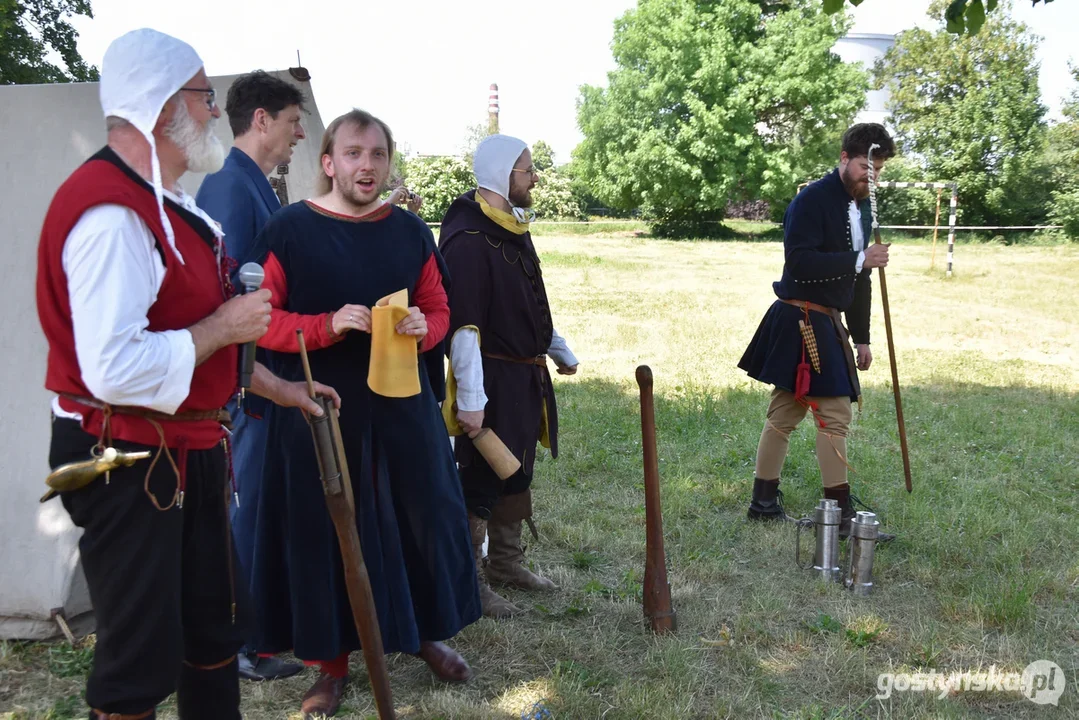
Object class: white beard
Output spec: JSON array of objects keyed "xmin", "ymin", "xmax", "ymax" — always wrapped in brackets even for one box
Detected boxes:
[{"xmin": 165, "ymin": 100, "xmax": 225, "ymax": 174}]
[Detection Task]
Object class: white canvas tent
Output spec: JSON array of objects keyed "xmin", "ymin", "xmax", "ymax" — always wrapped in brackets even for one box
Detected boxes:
[{"xmin": 0, "ymin": 68, "xmax": 328, "ymax": 640}]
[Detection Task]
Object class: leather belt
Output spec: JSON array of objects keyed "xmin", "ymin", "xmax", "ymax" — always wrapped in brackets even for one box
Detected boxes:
[
  {"xmin": 61, "ymin": 393, "xmax": 231, "ymax": 427},
  {"xmin": 482, "ymin": 352, "xmax": 547, "ymax": 367},
  {"xmin": 780, "ymin": 298, "xmax": 836, "ymax": 315}
]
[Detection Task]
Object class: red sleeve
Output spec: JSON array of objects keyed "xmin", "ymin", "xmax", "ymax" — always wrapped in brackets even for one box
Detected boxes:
[
  {"xmin": 415, "ymin": 253, "xmax": 449, "ymax": 352},
  {"xmin": 258, "ymin": 251, "xmax": 344, "ymax": 352}
]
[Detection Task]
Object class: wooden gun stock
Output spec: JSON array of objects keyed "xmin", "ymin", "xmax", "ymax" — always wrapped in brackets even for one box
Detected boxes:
[{"xmin": 637, "ymin": 365, "xmax": 676, "ymax": 634}]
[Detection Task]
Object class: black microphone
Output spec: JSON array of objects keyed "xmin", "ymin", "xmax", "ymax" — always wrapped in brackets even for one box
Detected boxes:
[{"xmin": 237, "ymin": 262, "xmax": 265, "ymax": 400}]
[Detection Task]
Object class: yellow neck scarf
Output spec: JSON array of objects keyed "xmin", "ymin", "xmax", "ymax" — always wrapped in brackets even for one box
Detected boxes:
[{"xmin": 476, "ymin": 190, "xmax": 529, "ymax": 235}]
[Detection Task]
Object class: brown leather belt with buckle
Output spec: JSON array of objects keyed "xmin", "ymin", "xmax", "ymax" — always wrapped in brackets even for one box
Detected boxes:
[
  {"xmin": 780, "ymin": 298, "xmax": 835, "ymax": 315},
  {"xmin": 482, "ymin": 352, "xmax": 547, "ymax": 367}
]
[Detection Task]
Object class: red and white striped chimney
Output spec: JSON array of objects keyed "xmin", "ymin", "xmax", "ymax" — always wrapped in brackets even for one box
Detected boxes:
[{"xmin": 488, "ymin": 83, "xmax": 500, "ymax": 134}]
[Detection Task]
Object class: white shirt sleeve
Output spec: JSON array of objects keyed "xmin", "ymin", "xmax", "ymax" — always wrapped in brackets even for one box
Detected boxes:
[
  {"xmin": 449, "ymin": 328, "xmax": 487, "ymax": 412},
  {"xmin": 849, "ymin": 201, "xmax": 866, "ymax": 273},
  {"xmin": 548, "ymin": 327, "xmax": 578, "ymax": 369},
  {"xmin": 62, "ymin": 204, "xmax": 196, "ymax": 414}
]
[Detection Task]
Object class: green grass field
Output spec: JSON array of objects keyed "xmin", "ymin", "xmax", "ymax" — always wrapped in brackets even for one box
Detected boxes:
[{"xmin": 3, "ymin": 227, "xmax": 1078, "ymax": 719}]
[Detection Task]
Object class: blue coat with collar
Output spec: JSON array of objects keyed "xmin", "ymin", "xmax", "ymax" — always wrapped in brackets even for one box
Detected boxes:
[
  {"xmin": 738, "ymin": 169, "xmax": 873, "ymax": 400},
  {"xmin": 195, "ymin": 147, "xmax": 280, "ymax": 605}
]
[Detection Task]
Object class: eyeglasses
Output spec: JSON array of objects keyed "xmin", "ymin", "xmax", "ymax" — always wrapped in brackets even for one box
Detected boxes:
[
  {"xmin": 511, "ymin": 166, "xmax": 539, "ymax": 177},
  {"xmin": 179, "ymin": 86, "xmax": 216, "ymax": 111}
]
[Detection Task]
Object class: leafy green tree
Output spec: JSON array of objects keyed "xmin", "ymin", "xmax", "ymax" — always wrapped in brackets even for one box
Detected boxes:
[
  {"xmin": 531, "ymin": 140, "xmax": 554, "ymax": 172},
  {"xmin": 575, "ymin": 0, "xmax": 867, "ymax": 237},
  {"xmin": 820, "ymin": 0, "xmax": 1054, "ymax": 35},
  {"xmin": 875, "ymin": 2, "xmax": 1049, "ymax": 227},
  {"xmin": 1, "ymin": 0, "xmax": 99, "ymax": 84},
  {"xmin": 399, "ymin": 155, "xmax": 474, "ymax": 223},
  {"xmin": 1047, "ymin": 68, "xmax": 1079, "ymax": 237},
  {"xmin": 532, "ymin": 169, "xmax": 584, "ymax": 220}
]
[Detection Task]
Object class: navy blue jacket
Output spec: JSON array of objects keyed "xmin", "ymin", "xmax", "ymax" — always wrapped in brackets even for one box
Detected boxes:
[{"xmin": 772, "ymin": 169, "xmax": 873, "ymax": 345}]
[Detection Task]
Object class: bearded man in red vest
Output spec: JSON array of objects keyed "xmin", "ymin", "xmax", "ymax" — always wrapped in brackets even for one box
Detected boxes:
[{"xmin": 35, "ymin": 28, "xmax": 339, "ymax": 720}]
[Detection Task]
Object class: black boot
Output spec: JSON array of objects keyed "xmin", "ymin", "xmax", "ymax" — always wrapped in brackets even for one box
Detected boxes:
[
  {"xmin": 747, "ymin": 478, "xmax": 791, "ymax": 522},
  {"xmin": 177, "ymin": 656, "xmax": 241, "ymax": 720},
  {"xmin": 824, "ymin": 485, "xmax": 895, "ymax": 543}
]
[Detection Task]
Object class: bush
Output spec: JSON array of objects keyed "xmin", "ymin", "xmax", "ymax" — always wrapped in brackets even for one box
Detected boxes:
[
  {"xmin": 399, "ymin": 155, "xmax": 474, "ymax": 223},
  {"xmin": 1049, "ymin": 188, "xmax": 1079, "ymax": 239},
  {"xmin": 875, "ymin": 156, "xmax": 940, "ymax": 227},
  {"xmin": 532, "ymin": 170, "xmax": 584, "ymax": 220}
]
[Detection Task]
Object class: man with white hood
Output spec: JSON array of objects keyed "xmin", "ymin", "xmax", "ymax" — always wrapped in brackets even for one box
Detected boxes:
[
  {"xmin": 438, "ymin": 134, "xmax": 579, "ymax": 619},
  {"xmin": 35, "ymin": 28, "xmax": 339, "ymax": 719}
]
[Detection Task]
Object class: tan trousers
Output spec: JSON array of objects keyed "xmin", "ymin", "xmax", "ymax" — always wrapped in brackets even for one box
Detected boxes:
[{"xmin": 754, "ymin": 388, "xmax": 852, "ymax": 488}]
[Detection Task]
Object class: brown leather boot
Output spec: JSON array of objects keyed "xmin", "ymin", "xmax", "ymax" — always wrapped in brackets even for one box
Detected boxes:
[
  {"xmin": 485, "ymin": 491, "xmax": 558, "ymax": 591},
  {"xmin": 90, "ymin": 710, "xmax": 155, "ymax": 720},
  {"xmin": 416, "ymin": 640, "xmax": 472, "ymax": 683},
  {"xmin": 469, "ymin": 513, "xmax": 523, "ymax": 618},
  {"xmin": 301, "ymin": 672, "xmax": 348, "ymax": 719}
]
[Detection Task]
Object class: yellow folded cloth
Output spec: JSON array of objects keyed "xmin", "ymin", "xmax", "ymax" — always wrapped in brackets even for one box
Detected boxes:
[{"xmin": 367, "ymin": 288, "xmax": 420, "ymax": 398}]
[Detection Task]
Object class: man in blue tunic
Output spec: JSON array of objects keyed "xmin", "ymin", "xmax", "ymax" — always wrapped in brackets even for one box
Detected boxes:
[
  {"xmin": 738, "ymin": 123, "xmax": 896, "ymax": 540},
  {"xmin": 195, "ymin": 70, "xmax": 307, "ymax": 681},
  {"xmin": 247, "ymin": 109, "xmax": 480, "ymax": 718}
]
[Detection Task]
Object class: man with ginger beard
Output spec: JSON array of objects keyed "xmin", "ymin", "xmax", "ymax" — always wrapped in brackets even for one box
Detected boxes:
[
  {"xmin": 35, "ymin": 29, "xmax": 340, "ymax": 720},
  {"xmin": 438, "ymin": 135, "xmax": 579, "ymax": 619},
  {"xmin": 738, "ymin": 122, "xmax": 896, "ymax": 541},
  {"xmin": 244, "ymin": 109, "xmax": 479, "ymax": 718}
]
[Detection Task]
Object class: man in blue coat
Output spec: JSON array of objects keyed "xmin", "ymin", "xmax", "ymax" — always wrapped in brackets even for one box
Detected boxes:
[
  {"xmin": 738, "ymin": 123, "xmax": 896, "ymax": 540},
  {"xmin": 195, "ymin": 70, "xmax": 308, "ymax": 681}
]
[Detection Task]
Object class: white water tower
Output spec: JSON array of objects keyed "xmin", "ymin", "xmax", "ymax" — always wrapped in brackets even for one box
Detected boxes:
[{"xmin": 833, "ymin": 33, "xmax": 896, "ymax": 126}]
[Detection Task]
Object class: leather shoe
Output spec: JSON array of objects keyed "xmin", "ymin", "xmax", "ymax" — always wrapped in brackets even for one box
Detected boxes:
[
  {"xmin": 301, "ymin": 672, "xmax": 348, "ymax": 719},
  {"xmin": 238, "ymin": 651, "xmax": 303, "ymax": 681},
  {"xmin": 416, "ymin": 641, "xmax": 472, "ymax": 683}
]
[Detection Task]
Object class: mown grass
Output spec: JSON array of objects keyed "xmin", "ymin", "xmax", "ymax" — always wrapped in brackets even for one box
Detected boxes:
[{"xmin": 2, "ymin": 235, "xmax": 1077, "ymax": 719}]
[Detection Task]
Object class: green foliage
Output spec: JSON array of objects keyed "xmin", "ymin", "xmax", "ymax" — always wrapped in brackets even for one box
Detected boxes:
[
  {"xmin": 398, "ymin": 155, "xmax": 473, "ymax": 223},
  {"xmin": 1, "ymin": 0, "xmax": 99, "ymax": 84},
  {"xmin": 875, "ymin": 7, "xmax": 1049, "ymax": 227},
  {"xmin": 821, "ymin": 0, "xmax": 1053, "ymax": 35},
  {"xmin": 532, "ymin": 169, "xmax": 585, "ymax": 220},
  {"xmin": 1047, "ymin": 68, "xmax": 1079, "ymax": 238},
  {"xmin": 876, "ymin": 156, "xmax": 940, "ymax": 226},
  {"xmin": 575, "ymin": 0, "xmax": 867, "ymax": 237},
  {"xmin": 531, "ymin": 140, "xmax": 555, "ymax": 171}
]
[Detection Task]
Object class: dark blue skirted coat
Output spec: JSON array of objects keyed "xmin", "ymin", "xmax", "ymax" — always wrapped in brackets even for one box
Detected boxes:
[
  {"xmin": 738, "ymin": 169, "xmax": 873, "ymax": 401},
  {"xmin": 194, "ymin": 147, "xmax": 281, "ymax": 586},
  {"xmin": 245, "ymin": 202, "xmax": 480, "ymax": 661}
]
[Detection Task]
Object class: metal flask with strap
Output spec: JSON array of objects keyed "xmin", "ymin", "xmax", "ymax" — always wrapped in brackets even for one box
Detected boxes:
[
  {"xmin": 795, "ymin": 499, "xmax": 842, "ymax": 583},
  {"xmin": 844, "ymin": 511, "xmax": 880, "ymax": 596}
]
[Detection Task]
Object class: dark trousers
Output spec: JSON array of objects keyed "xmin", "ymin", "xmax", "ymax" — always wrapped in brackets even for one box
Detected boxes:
[
  {"xmin": 460, "ymin": 458, "xmax": 531, "ymax": 519},
  {"xmin": 51, "ymin": 417, "xmax": 246, "ymax": 717}
]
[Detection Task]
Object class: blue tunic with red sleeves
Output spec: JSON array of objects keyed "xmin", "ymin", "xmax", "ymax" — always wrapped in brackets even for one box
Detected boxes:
[
  {"xmin": 246, "ymin": 201, "xmax": 479, "ymax": 660},
  {"xmin": 738, "ymin": 169, "xmax": 874, "ymax": 400}
]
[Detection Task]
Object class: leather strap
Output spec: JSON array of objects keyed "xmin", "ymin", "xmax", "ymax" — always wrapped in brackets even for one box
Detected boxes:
[
  {"xmin": 482, "ymin": 352, "xmax": 547, "ymax": 367},
  {"xmin": 780, "ymin": 298, "xmax": 835, "ymax": 315},
  {"xmin": 61, "ymin": 393, "xmax": 231, "ymax": 426}
]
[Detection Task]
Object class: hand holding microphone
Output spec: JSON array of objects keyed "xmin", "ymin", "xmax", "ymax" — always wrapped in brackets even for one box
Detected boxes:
[{"xmin": 236, "ymin": 262, "xmax": 268, "ymax": 398}]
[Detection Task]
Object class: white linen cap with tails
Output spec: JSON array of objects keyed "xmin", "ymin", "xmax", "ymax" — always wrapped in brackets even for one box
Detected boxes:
[
  {"xmin": 99, "ymin": 28, "xmax": 204, "ymax": 264},
  {"xmin": 472, "ymin": 133, "xmax": 535, "ymax": 223}
]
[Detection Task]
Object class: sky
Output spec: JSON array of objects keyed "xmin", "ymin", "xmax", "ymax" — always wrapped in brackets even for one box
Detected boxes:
[{"xmin": 68, "ymin": 0, "xmax": 1079, "ymax": 165}]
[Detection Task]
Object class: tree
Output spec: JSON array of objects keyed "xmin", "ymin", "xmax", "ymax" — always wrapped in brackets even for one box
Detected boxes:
[
  {"xmin": 398, "ymin": 155, "xmax": 474, "ymax": 223},
  {"xmin": 1047, "ymin": 67, "xmax": 1079, "ymax": 237},
  {"xmin": 575, "ymin": 0, "xmax": 867, "ymax": 237},
  {"xmin": 875, "ymin": 2, "xmax": 1049, "ymax": 227},
  {"xmin": 820, "ymin": 0, "xmax": 1053, "ymax": 35},
  {"xmin": 1, "ymin": 0, "xmax": 99, "ymax": 84},
  {"xmin": 531, "ymin": 140, "xmax": 554, "ymax": 171},
  {"xmin": 532, "ymin": 170, "xmax": 585, "ymax": 220}
]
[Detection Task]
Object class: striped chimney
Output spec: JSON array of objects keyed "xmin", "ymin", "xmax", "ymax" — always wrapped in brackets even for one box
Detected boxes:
[{"xmin": 488, "ymin": 83, "xmax": 500, "ymax": 135}]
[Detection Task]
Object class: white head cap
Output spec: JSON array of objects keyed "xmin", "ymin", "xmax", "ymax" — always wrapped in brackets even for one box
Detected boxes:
[
  {"xmin": 100, "ymin": 28, "xmax": 205, "ymax": 262},
  {"xmin": 473, "ymin": 134, "xmax": 535, "ymax": 222}
]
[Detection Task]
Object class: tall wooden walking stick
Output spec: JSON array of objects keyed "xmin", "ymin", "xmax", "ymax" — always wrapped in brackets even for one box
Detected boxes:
[
  {"xmin": 297, "ymin": 330, "xmax": 396, "ymax": 719},
  {"xmin": 637, "ymin": 366, "xmax": 676, "ymax": 633},
  {"xmin": 867, "ymin": 145, "xmax": 913, "ymax": 493}
]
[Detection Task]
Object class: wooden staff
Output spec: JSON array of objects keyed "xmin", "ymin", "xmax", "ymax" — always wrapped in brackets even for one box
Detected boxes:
[
  {"xmin": 297, "ymin": 330, "xmax": 396, "ymax": 719},
  {"xmin": 867, "ymin": 146, "xmax": 913, "ymax": 493},
  {"xmin": 636, "ymin": 365, "xmax": 676, "ymax": 633}
]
